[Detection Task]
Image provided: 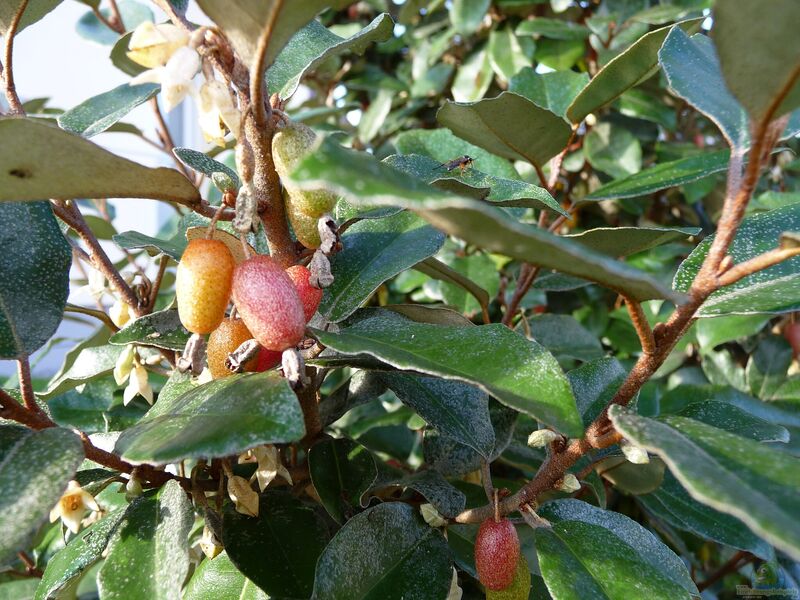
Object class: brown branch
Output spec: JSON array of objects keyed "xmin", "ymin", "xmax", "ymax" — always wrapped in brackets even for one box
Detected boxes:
[
  {"xmin": 2, "ymin": 0, "xmax": 29, "ymax": 114},
  {"xmin": 90, "ymin": 5, "xmax": 120, "ymax": 33},
  {"xmin": 480, "ymin": 459, "xmax": 494, "ymax": 503},
  {"xmin": 624, "ymin": 296, "xmax": 655, "ymax": 355},
  {"xmin": 106, "ymin": 0, "xmax": 126, "ymax": 33},
  {"xmin": 149, "ymin": 98, "xmax": 196, "ymax": 183},
  {"xmin": 16, "ymin": 357, "xmax": 40, "ymax": 414},
  {"xmin": 717, "ymin": 246, "xmax": 800, "ymax": 287},
  {"xmin": 250, "ymin": 0, "xmax": 284, "ymax": 128},
  {"xmin": 147, "ymin": 254, "xmax": 170, "ymax": 313},
  {"xmin": 697, "ymin": 551, "xmax": 753, "ymax": 592},
  {"xmin": 501, "ymin": 264, "xmax": 539, "ymax": 327}
]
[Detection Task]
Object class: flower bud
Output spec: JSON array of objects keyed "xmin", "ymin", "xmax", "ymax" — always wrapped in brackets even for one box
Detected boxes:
[
  {"xmin": 555, "ymin": 473, "xmax": 581, "ymax": 493},
  {"xmin": 620, "ymin": 439, "xmax": 650, "ymax": 464},
  {"xmin": 527, "ymin": 429, "xmax": 559, "ymax": 448}
]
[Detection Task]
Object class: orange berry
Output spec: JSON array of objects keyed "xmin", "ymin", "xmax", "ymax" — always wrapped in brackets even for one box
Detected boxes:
[
  {"xmin": 207, "ymin": 318, "xmax": 257, "ymax": 379},
  {"xmin": 475, "ymin": 518, "xmax": 520, "ymax": 590},
  {"xmin": 231, "ymin": 255, "xmax": 306, "ymax": 352},
  {"xmin": 286, "ymin": 265, "xmax": 323, "ymax": 322},
  {"xmin": 176, "ymin": 239, "xmax": 235, "ymax": 334}
]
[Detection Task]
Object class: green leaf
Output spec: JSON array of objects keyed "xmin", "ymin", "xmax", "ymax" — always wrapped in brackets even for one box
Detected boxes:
[
  {"xmin": 113, "ymin": 230, "xmax": 184, "ymax": 260},
  {"xmin": 677, "ymin": 400, "xmax": 789, "ymax": 442},
  {"xmin": 41, "ymin": 344, "xmax": 125, "ymax": 399},
  {"xmin": 110, "ymin": 31, "xmax": 146, "ymax": 77},
  {"xmin": 437, "ymin": 92, "xmax": 571, "ymax": 168},
  {"xmin": 695, "ymin": 314, "xmax": 770, "ymax": 351},
  {"xmin": 712, "ymin": 0, "xmax": 800, "ymax": 122},
  {"xmin": 567, "ymin": 357, "xmax": 627, "ymax": 426},
  {"xmin": 527, "ymin": 314, "xmax": 603, "ymax": 362},
  {"xmin": 223, "ymin": 491, "xmax": 329, "ymax": 599},
  {"xmin": 674, "ymin": 204, "xmax": 800, "ymax": 316},
  {"xmin": 509, "ymin": 69, "xmax": 589, "ymax": 118},
  {"xmin": 536, "ymin": 500, "xmax": 697, "ymax": 599},
  {"xmin": 382, "ymin": 373, "xmax": 495, "ymax": 458},
  {"xmin": 0, "ymin": 201, "xmax": 70, "ymax": 359},
  {"xmin": 373, "ymin": 469, "xmax": 466, "ymax": 518},
  {"xmin": 308, "ymin": 438, "xmax": 378, "ymax": 524},
  {"xmin": 566, "ymin": 19, "xmax": 703, "ymax": 123},
  {"xmin": 319, "ymin": 211, "xmax": 445, "ymax": 322},
  {"xmin": 0, "ymin": 426, "xmax": 84, "ymax": 563},
  {"xmin": 536, "ymin": 38, "xmax": 586, "ymax": 71},
  {"xmin": 450, "ymin": 0, "xmax": 490, "ymax": 35},
  {"xmin": 610, "ymin": 406, "xmax": 800, "ymax": 561},
  {"xmin": 565, "ymin": 226, "xmax": 700, "ymax": 256},
  {"xmin": 35, "ymin": 509, "xmax": 127, "ymax": 600},
  {"xmin": 173, "ymin": 148, "xmax": 240, "ymax": 189},
  {"xmin": 452, "ymin": 45, "xmax": 493, "ymax": 103},
  {"xmin": 184, "ymin": 552, "xmax": 268, "ymax": 600},
  {"xmin": 487, "ymin": 27, "xmax": 532, "ymax": 84},
  {"xmin": 585, "ymin": 148, "xmax": 730, "ymax": 201},
  {"xmin": 639, "ymin": 471, "xmax": 773, "ymax": 560},
  {"xmin": 746, "ymin": 336, "xmax": 793, "ymax": 400},
  {"xmin": 76, "ymin": 0, "xmax": 151, "ymax": 45},
  {"xmin": 596, "ymin": 456, "xmax": 666, "ymax": 496},
  {"xmin": 109, "ymin": 309, "xmax": 190, "ymax": 351},
  {"xmin": 289, "ymin": 140, "xmax": 682, "ymax": 302},
  {"xmin": 115, "ymin": 372, "xmax": 305, "ymax": 465},
  {"xmin": 58, "ymin": 83, "xmax": 160, "ymax": 138},
  {"xmin": 313, "ymin": 308, "xmax": 582, "ymax": 436},
  {"xmin": 268, "ymin": 13, "xmax": 394, "ymax": 99},
  {"xmin": 194, "ymin": 0, "xmax": 353, "ymax": 68},
  {"xmin": 0, "ymin": 0, "xmax": 62, "ymax": 35},
  {"xmin": 97, "ymin": 481, "xmax": 193, "ymax": 600},
  {"xmin": 584, "ymin": 122, "xmax": 642, "ymax": 180},
  {"xmin": 49, "ymin": 386, "xmax": 147, "ymax": 434},
  {"xmin": 660, "ymin": 28, "xmax": 748, "ymax": 148},
  {"xmin": 516, "ymin": 17, "xmax": 589, "ymax": 40},
  {"xmin": 414, "ymin": 256, "xmax": 492, "ymax": 317},
  {"xmin": 319, "ymin": 370, "xmax": 389, "ymax": 427},
  {"xmin": 0, "ymin": 119, "xmax": 199, "ymax": 204},
  {"xmin": 312, "ymin": 502, "xmax": 451, "ymax": 599}
]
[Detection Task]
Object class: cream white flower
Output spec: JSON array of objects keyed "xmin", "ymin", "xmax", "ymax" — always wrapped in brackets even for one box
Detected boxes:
[
  {"xmin": 227, "ymin": 475, "xmax": 259, "ymax": 517},
  {"xmin": 113, "ymin": 344, "xmax": 135, "ymax": 386},
  {"xmin": 238, "ymin": 445, "xmax": 292, "ymax": 492},
  {"xmin": 420, "ymin": 503, "xmax": 447, "ymax": 528},
  {"xmin": 197, "ymin": 80, "xmax": 241, "ymax": 147},
  {"xmin": 127, "ymin": 21, "xmax": 189, "ymax": 69},
  {"xmin": 123, "ymin": 362, "xmax": 154, "ymax": 405},
  {"xmin": 131, "ymin": 46, "xmax": 200, "ymax": 112},
  {"xmin": 109, "ymin": 299, "xmax": 132, "ymax": 328},
  {"xmin": 49, "ymin": 480, "xmax": 100, "ymax": 534},
  {"xmin": 446, "ymin": 568, "xmax": 463, "ymax": 600}
]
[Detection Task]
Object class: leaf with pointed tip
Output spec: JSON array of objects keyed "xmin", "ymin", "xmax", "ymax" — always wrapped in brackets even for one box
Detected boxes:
[
  {"xmin": 58, "ymin": 83, "xmax": 160, "ymax": 138},
  {"xmin": 113, "ymin": 230, "xmax": 184, "ymax": 260},
  {"xmin": 677, "ymin": 400, "xmax": 789, "ymax": 442},
  {"xmin": 109, "ymin": 309, "xmax": 190, "ymax": 351},
  {"xmin": 509, "ymin": 68, "xmax": 589, "ymax": 118},
  {"xmin": 173, "ymin": 148, "xmax": 240, "ymax": 188}
]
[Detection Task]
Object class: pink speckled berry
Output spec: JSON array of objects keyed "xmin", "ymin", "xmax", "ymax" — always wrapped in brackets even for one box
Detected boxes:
[
  {"xmin": 475, "ymin": 518, "xmax": 520, "ymax": 591},
  {"xmin": 285, "ymin": 265, "xmax": 323, "ymax": 322},
  {"xmin": 176, "ymin": 239, "xmax": 234, "ymax": 334},
  {"xmin": 231, "ymin": 255, "xmax": 305, "ymax": 352}
]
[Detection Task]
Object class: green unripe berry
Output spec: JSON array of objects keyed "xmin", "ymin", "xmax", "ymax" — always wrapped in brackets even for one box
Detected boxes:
[{"xmin": 486, "ymin": 556, "xmax": 531, "ymax": 600}]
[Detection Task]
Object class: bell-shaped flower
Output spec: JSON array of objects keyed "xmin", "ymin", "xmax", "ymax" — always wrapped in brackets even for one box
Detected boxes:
[
  {"xmin": 227, "ymin": 475, "xmax": 259, "ymax": 517},
  {"xmin": 49, "ymin": 480, "xmax": 100, "ymax": 534},
  {"xmin": 197, "ymin": 80, "xmax": 241, "ymax": 147},
  {"xmin": 127, "ymin": 21, "xmax": 189, "ymax": 68},
  {"xmin": 109, "ymin": 299, "xmax": 132, "ymax": 328},
  {"xmin": 123, "ymin": 363, "xmax": 154, "ymax": 405},
  {"xmin": 238, "ymin": 445, "xmax": 292, "ymax": 492},
  {"xmin": 131, "ymin": 46, "xmax": 200, "ymax": 112},
  {"xmin": 113, "ymin": 345, "xmax": 135, "ymax": 386}
]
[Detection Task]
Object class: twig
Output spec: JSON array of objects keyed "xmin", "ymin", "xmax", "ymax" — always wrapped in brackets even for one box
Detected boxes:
[
  {"xmin": 2, "ymin": 0, "xmax": 29, "ymax": 114},
  {"xmin": 717, "ymin": 247, "xmax": 800, "ymax": 287},
  {"xmin": 697, "ymin": 551, "xmax": 753, "ymax": 592},
  {"xmin": 480, "ymin": 459, "xmax": 494, "ymax": 503},
  {"xmin": 501, "ymin": 264, "xmax": 539, "ymax": 327},
  {"xmin": 90, "ymin": 5, "xmax": 119, "ymax": 33},
  {"xmin": 16, "ymin": 552, "xmax": 42, "ymax": 578},
  {"xmin": 624, "ymin": 296, "xmax": 655, "ymax": 355},
  {"xmin": 16, "ymin": 357, "xmax": 40, "ymax": 414},
  {"xmin": 106, "ymin": 0, "xmax": 125, "ymax": 33},
  {"xmin": 147, "ymin": 255, "xmax": 170, "ymax": 312},
  {"xmin": 250, "ymin": 0, "xmax": 284, "ymax": 128},
  {"xmin": 150, "ymin": 98, "xmax": 196, "ymax": 182},
  {"xmin": 65, "ymin": 303, "xmax": 119, "ymax": 332}
]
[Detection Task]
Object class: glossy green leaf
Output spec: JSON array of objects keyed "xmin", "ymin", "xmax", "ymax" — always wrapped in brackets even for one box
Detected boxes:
[
  {"xmin": 58, "ymin": 83, "xmax": 159, "ymax": 138},
  {"xmin": 0, "ymin": 202, "xmax": 70, "ymax": 359},
  {"xmin": 223, "ymin": 491, "xmax": 329, "ymax": 599},
  {"xmin": 639, "ymin": 471, "xmax": 773, "ymax": 560},
  {"xmin": 194, "ymin": 0, "xmax": 353, "ymax": 68},
  {"xmin": 320, "ymin": 210, "xmax": 445, "ymax": 322},
  {"xmin": 566, "ymin": 19, "xmax": 702, "ymax": 123},
  {"xmin": 113, "ymin": 230, "xmax": 184, "ymax": 260},
  {"xmin": 373, "ymin": 469, "xmax": 466, "ymax": 518},
  {"xmin": 288, "ymin": 140, "xmax": 682, "ymax": 302},
  {"xmin": 567, "ymin": 357, "xmax": 626, "ymax": 426},
  {"xmin": 584, "ymin": 122, "xmax": 642, "ymax": 179},
  {"xmin": 0, "ymin": 119, "xmax": 199, "ymax": 204},
  {"xmin": 110, "ymin": 31, "xmax": 146, "ymax": 77},
  {"xmin": 42, "ymin": 344, "xmax": 125, "ymax": 399},
  {"xmin": 97, "ymin": 481, "xmax": 193, "ymax": 600},
  {"xmin": 516, "ymin": 17, "xmax": 589, "ymax": 40},
  {"xmin": 746, "ymin": 336, "xmax": 793, "ymax": 400},
  {"xmin": 585, "ymin": 148, "xmax": 730, "ymax": 201},
  {"xmin": 414, "ymin": 257, "xmax": 491, "ymax": 317},
  {"xmin": 509, "ymin": 69, "xmax": 589, "ymax": 118},
  {"xmin": 674, "ymin": 204, "xmax": 800, "ymax": 316},
  {"xmin": 35, "ymin": 509, "xmax": 127, "ymax": 600},
  {"xmin": 596, "ymin": 456, "xmax": 666, "ymax": 496},
  {"xmin": 713, "ymin": 0, "xmax": 800, "ymax": 122},
  {"xmin": 536, "ymin": 38, "xmax": 586, "ymax": 71},
  {"xmin": 677, "ymin": 400, "xmax": 789, "ymax": 442},
  {"xmin": 487, "ymin": 27, "xmax": 532, "ymax": 84},
  {"xmin": 268, "ymin": 13, "xmax": 394, "ymax": 99},
  {"xmin": 527, "ymin": 314, "xmax": 603, "ymax": 362},
  {"xmin": 437, "ymin": 92, "xmax": 571, "ymax": 168},
  {"xmin": 184, "ymin": 552, "xmax": 268, "ymax": 600},
  {"xmin": 312, "ymin": 308, "xmax": 582, "ymax": 437},
  {"xmin": 695, "ymin": 314, "xmax": 770, "ymax": 351},
  {"xmin": 451, "ymin": 0, "xmax": 490, "ymax": 35},
  {"xmin": 0, "ymin": 0, "xmax": 62, "ymax": 35},
  {"xmin": 0, "ymin": 426, "xmax": 84, "ymax": 563},
  {"xmin": 115, "ymin": 372, "xmax": 304, "ymax": 465},
  {"xmin": 308, "ymin": 437, "xmax": 378, "ymax": 524},
  {"xmin": 565, "ymin": 226, "xmax": 699, "ymax": 256},
  {"xmin": 358, "ymin": 88, "xmax": 393, "ymax": 144},
  {"xmin": 49, "ymin": 386, "xmax": 147, "ymax": 434},
  {"xmin": 610, "ymin": 406, "xmax": 800, "ymax": 561},
  {"xmin": 109, "ymin": 308, "xmax": 190, "ymax": 351},
  {"xmin": 319, "ymin": 370, "xmax": 389, "ymax": 427},
  {"xmin": 173, "ymin": 148, "xmax": 240, "ymax": 188},
  {"xmin": 382, "ymin": 373, "xmax": 495, "ymax": 457},
  {"xmin": 313, "ymin": 502, "xmax": 451, "ymax": 600}
]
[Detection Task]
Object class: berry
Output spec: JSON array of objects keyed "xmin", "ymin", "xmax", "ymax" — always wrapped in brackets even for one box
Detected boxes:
[
  {"xmin": 475, "ymin": 518, "xmax": 520, "ymax": 590},
  {"xmin": 207, "ymin": 318, "xmax": 257, "ymax": 379},
  {"xmin": 486, "ymin": 555, "xmax": 531, "ymax": 600},
  {"xmin": 784, "ymin": 322, "xmax": 800, "ymax": 357},
  {"xmin": 286, "ymin": 265, "xmax": 323, "ymax": 322},
  {"xmin": 176, "ymin": 239, "xmax": 234, "ymax": 334},
  {"xmin": 231, "ymin": 255, "xmax": 306, "ymax": 352},
  {"xmin": 285, "ymin": 189, "xmax": 322, "ymax": 249},
  {"xmin": 255, "ymin": 347, "xmax": 282, "ymax": 371}
]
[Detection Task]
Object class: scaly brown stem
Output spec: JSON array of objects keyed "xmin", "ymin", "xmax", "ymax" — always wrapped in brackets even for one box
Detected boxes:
[
  {"xmin": 17, "ymin": 357, "xmax": 40, "ymax": 414},
  {"xmin": 2, "ymin": 0, "xmax": 29, "ymax": 114},
  {"xmin": 250, "ymin": 0, "xmax": 284, "ymax": 128},
  {"xmin": 624, "ymin": 297, "xmax": 655, "ymax": 355},
  {"xmin": 147, "ymin": 254, "xmax": 170, "ymax": 313},
  {"xmin": 717, "ymin": 247, "xmax": 800, "ymax": 287}
]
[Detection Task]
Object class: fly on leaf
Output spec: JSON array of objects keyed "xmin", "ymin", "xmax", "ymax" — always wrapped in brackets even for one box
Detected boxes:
[{"xmin": 432, "ymin": 155, "xmax": 474, "ymax": 173}]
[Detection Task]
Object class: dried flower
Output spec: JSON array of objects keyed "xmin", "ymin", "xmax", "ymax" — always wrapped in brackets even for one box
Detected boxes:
[
  {"xmin": 227, "ymin": 475, "xmax": 259, "ymax": 517},
  {"xmin": 238, "ymin": 445, "xmax": 292, "ymax": 492}
]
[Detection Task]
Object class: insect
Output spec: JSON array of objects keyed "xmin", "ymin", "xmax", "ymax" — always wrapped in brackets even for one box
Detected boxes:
[{"xmin": 432, "ymin": 155, "xmax": 475, "ymax": 173}]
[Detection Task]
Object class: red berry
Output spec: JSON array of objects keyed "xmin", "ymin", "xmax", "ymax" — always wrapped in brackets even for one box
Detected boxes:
[
  {"xmin": 255, "ymin": 347, "xmax": 282, "ymax": 371},
  {"xmin": 286, "ymin": 265, "xmax": 323, "ymax": 322},
  {"xmin": 475, "ymin": 518, "xmax": 520, "ymax": 590},
  {"xmin": 231, "ymin": 255, "xmax": 305, "ymax": 352},
  {"xmin": 784, "ymin": 322, "xmax": 800, "ymax": 357}
]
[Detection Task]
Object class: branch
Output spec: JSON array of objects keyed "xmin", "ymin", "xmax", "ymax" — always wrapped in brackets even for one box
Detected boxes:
[
  {"xmin": 697, "ymin": 551, "xmax": 753, "ymax": 592},
  {"xmin": 2, "ymin": 0, "xmax": 29, "ymax": 114},
  {"xmin": 250, "ymin": 0, "xmax": 284, "ymax": 128},
  {"xmin": 149, "ymin": 98, "xmax": 196, "ymax": 183},
  {"xmin": 717, "ymin": 246, "xmax": 800, "ymax": 287},
  {"xmin": 624, "ymin": 296, "xmax": 655, "ymax": 355},
  {"xmin": 16, "ymin": 356, "xmax": 40, "ymax": 414},
  {"xmin": 147, "ymin": 254, "xmax": 170, "ymax": 313}
]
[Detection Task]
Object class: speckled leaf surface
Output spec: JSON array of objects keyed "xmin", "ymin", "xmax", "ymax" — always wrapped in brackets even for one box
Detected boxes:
[
  {"xmin": 268, "ymin": 13, "xmax": 394, "ymax": 99},
  {"xmin": 639, "ymin": 471, "xmax": 773, "ymax": 559},
  {"xmin": 320, "ymin": 210, "xmax": 445, "ymax": 322},
  {"xmin": 115, "ymin": 372, "xmax": 304, "ymax": 465},
  {"xmin": 527, "ymin": 314, "xmax": 604, "ymax": 363},
  {"xmin": 113, "ymin": 230, "xmax": 185, "ymax": 260},
  {"xmin": 566, "ymin": 19, "xmax": 702, "ymax": 123},
  {"xmin": 309, "ymin": 437, "xmax": 378, "ymax": 524},
  {"xmin": 437, "ymin": 92, "xmax": 571, "ymax": 168},
  {"xmin": 312, "ymin": 309, "xmax": 582, "ymax": 437},
  {"xmin": 0, "ymin": 426, "xmax": 84, "ymax": 564},
  {"xmin": 610, "ymin": 406, "xmax": 800, "ymax": 561},
  {"xmin": 674, "ymin": 204, "xmax": 800, "ymax": 316},
  {"xmin": 41, "ymin": 344, "xmax": 125, "ymax": 399},
  {"xmin": 173, "ymin": 148, "xmax": 240, "ymax": 188},
  {"xmin": 677, "ymin": 400, "xmax": 789, "ymax": 442},
  {"xmin": 382, "ymin": 373, "xmax": 495, "ymax": 458},
  {"xmin": 0, "ymin": 201, "xmax": 71, "ymax": 359},
  {"xmin": 35, "ymin": 508, "xmax": 127, "ymax": 600},
  {"xmin": 184, "ymin": 552, "xmax": 268, "ymax": 600},
  {"xmin": 565, "ymin": 226, "xmax": 699, "ymax": 256},
  {"xmin": 58, "ymin": 83, "xmax": 160, "ymax": 138},
  {"xmin": 537, "ymin": 499, "xmax": 697, "ymax": 599},
  {"xmin": 312, "ymin": 502, "xmax": 451, "ymax": 600},
  {"xmin": 109, "ymin": 309, "xmax": 190, "ymax": 351},
  {"xmin": 222, "ymin": 491, "xmax": 330, "ymax": 599},
  {"xmin": 509, "ymin": 69, "xmax": 589, "ymax": 118},
  {"xmin": 97, "ymin": 481, "xmax": 192, "ymax": 600},
  {"xmin": 372, "ymin": 469, "xmax": 466, "ymax": 518},
  {"xmin": 288, "ymin": 140, "xmax": 681, "ymax": 302},
  {"xmin": 0, "ymin": 119, "xmax": 199, "ymax": 204}
]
